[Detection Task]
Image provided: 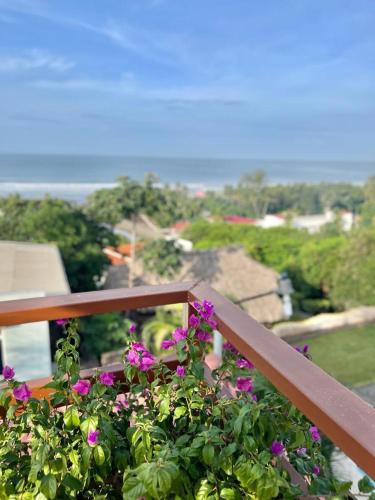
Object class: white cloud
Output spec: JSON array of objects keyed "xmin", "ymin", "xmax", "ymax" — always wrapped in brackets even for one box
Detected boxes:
[{"xmin": 0, "ymin": 49, "xmax": 74, "ymax": 73}]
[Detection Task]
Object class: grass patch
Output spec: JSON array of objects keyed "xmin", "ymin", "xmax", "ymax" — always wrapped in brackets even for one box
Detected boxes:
[{"xmin": 292, "ymin": 324, "xmax": 375, "ymax": 387}]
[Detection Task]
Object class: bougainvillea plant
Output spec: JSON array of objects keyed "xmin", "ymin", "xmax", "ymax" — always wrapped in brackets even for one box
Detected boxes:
[{"xmin": 0, "ymin": 300, "xmax": 373, "ymax": 499}]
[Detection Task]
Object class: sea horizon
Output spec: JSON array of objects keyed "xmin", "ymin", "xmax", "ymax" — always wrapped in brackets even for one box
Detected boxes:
[{"xmin": 0, "ymin": 153, "xmax": 373, "ymax": 202}]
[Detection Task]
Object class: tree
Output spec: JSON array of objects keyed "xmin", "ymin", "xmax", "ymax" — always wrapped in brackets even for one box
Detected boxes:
[
  {"xmin": 142, "ymin": 304, "xmax": 182, "ymax": 354},
  {"xmin": 0, "ymin": 195, "xmax": 115, "ymax": 292},
  {"xmin": 361, "ymin": 176, "xmax": 375, "ymax": 226},
  {"xmin": 141, "ymin": 239, "xmax": 182, "ymax": 280},
  {"xmin": 236, "ymin": 170, "xmax": 270, "ymax": 218}
]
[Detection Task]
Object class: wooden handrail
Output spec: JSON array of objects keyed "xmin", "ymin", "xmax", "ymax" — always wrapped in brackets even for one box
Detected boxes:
[{"xmin": 0, "ymin": 281, "xmax": 374, "ymax": 479}]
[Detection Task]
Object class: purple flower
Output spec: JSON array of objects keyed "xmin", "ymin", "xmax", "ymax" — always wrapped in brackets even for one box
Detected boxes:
[
  {"xmin": 195, "ymin": 330, "xmax": 212, "ymax": 342},
  {"xmin": 206, "ymin": 318, "xmax": 218, "ymax": 329},
  {"xmin": 87, "ymin": 429, "xmax": 99, "ymax": 447},
  {"xmin": 236, "ymin": 377, "xmax": 253, "ymax": 393},
  {"xmin": 99, "ymin": 372, "xmax": 115, "ymax": 386},
  {"xmin": 131, "ymin": 342, "xmax": 146, "ymax": 352},
  {"xmin": 176, "ymin": 365, "xmax": 185, "ymax": 378},
  {"xmin": 294, "ymin": 346, "xmax": 302, "ymax": 353},
  {"xmin": 309, "ymin": 426, "xmax": 321, "ymax": 442},
  {"xmin": 2, "ymin": 365, "xmax": 15, "ymax": 380},
  {"xmin": 139, "ymin": 352, "xmax": 155, "ymax": 372},
  {"xmin": 312, "ymin": 464, "xmax": 320, "ymax": 475},
  {"xmin": 252, "ymin": 394, "xmax": 257, "ymax": 402},
  {"xmin": 72, "ymin": 379, "xmax": 91, "ymax": 396},
  {"xmin": 202, "ymin": 300, "xmax": 214, "ymax": 316},
  {"xmin": 56, "ymin": 319, "xmax": 68, "ymax": 326},
  {"xmin": 192, "ymin": 300, "xmax": 201, "ymax": 310},
  {"xmin": 13, "ymin": 383, "xmax": 31, "ymax": 403},
  {"xmin": 223, "ymin": 342, "xmax": 239, "ymax": 354},
  {"xmin": 271, "ymin": 441, "xmax": 285, "ymax": 456},
  {"xmin": 297, "ymin": 447, "xmax": 307, "ymax": 456},
  {"xmin": 129, "ymin": 323, "xmax": 136, "ymax": 334},
  {"xmin": 127, "ymin": 350, "xmax": 140, "ymax": 366},
  {"xmin": 236, "ymin": 358, "xmax": 254, "ymax": 370},
  {"xmin": 114, "ymin": 394, "xmax": 129, "ymax": 413},
  {"xmin": 172, "ymin": 327, "xmax": 188, "ymax": 343},
  {"xmin": 161, "ymin": 339, "xmax": 176, "ymax": 350},
  {"xmin": 303, "ymin": 344, "xmax": 309, "ymax": 354},
  {"xmin": 189, "ymin": 314, "xmax": 200, "ymax": 328}
]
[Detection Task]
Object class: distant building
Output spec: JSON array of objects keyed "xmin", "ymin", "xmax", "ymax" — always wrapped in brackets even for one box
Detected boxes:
[
  {"xmin": 292, "ymin": 209, "xmax": 354, "ymax": 234},
  {"xmin": 104, "ymin": 246, "xmax": 286, "ymax": 324},
  {"xmin": 223, "ymin": 215, "xmax": 257, "ymax": 225},
  {"xmin": 256, "ymin": 214, "xmax": 285, "ymax": 229},
  {"xmin": 0, "ymin": 241, "xmax": 70, "ymax": 380}
]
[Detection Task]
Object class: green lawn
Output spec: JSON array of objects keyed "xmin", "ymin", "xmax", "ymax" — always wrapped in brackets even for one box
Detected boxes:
[{"xmin": 292, "ymin": 324, "xmax": 375, "ymax": 387}]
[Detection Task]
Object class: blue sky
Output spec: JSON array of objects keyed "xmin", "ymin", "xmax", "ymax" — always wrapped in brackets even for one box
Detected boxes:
[{"xmin": 0, "ymin": 0, "xmax": 374, "ymax": 160}]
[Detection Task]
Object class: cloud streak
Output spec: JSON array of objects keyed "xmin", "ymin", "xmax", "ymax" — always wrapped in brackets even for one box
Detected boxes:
[{"xmin": 0, "ymin": 49, "xmax": 74, "ymax": 73}]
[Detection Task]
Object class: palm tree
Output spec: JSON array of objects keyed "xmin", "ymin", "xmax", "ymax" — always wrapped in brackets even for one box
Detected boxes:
[{"xmin": 142, "ymin": 304, "xmax": 182, "ymax": 354}]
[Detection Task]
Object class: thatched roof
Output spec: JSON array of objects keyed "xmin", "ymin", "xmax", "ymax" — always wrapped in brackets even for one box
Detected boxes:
[{"xmin": 104, "ymin": 246, "xmax": 284, "ymax": 324}]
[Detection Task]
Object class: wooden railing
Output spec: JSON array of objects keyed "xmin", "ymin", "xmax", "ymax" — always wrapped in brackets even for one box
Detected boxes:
[{"xmin": 0, "ymin": 281, "xmax": 374, "ymax": 480}]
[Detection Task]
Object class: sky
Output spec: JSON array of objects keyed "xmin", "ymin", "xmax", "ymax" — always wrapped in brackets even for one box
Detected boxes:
[{"xmin": 0, "ymin": 0, "xmax": 374, "ymax": 160}]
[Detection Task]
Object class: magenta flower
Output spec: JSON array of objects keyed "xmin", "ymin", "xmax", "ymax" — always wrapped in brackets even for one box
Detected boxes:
[
  {"xmin": 206, "ymin": 318, "xmax": 218, "ymax": 329},
  {"xmin": 271, "ymin": 441, "xmax": 285, "ymax": 456},
  {"xmin": 252, "ymin": 394, "xmax": 257, "ymax": 402},
  {"xmin": 13, "ymin": 383, "xmax": 31, "ymax": 403},
  {"xmin": 189, "ymin": 314, "xmax": 200, "ymax": 328},
  {"xmin": 193, "ymin": 300, "xmax": 201, "ymax": 310},
  {"xmin": 312, "ymin": 464, "xmax": 320, "ymax": 475},
  {"xmin": 176, "ymin": 365, "xmax": 185, "ymax": 378},
  {"xmin": 114, "ymin": 394, "xmax": 129, "ymax": 413},
  {"xmin": 236, "ymin": 377, "xmax": 253, "ymax": 393},
  {"xmin": 72, "ymin": 379, "xmax": 91, "ymax": 396},
  {"xmin": 99, "ymin": 372, "xmax": 115, "ymax": 386},
  {"xmin": 297, "ymin": 447, "xmax": 307, "ymax": 456},
  {"xmin": 129, "ymin": 323, "xmax": 136, "ymax": 334},
  {"xmin": 87, "ymin": 429, "xmax": 99, "ymax": 447},
  {"xmin": 309, "ymin": 426, "xmax": 321, "ymax": 442},
  {"xmin": 2, "ymin": 365, "xmax": 14, "ymax": 380},
  {"xmin": 56, "ymin": 319, "xmax": 68, "ymax": 326},
  {"xmin": 202, "ymin": 300, "xmax": 214, "ymax": 316},
  {"xmin": 236, "ymin": 358, "xmax": 254, "ymax": 370},
  {"xmin": 161, "ymin": 339, "xmax": 176, "ymax": 350},
  {"xmin": 223, "ymin": 342, "xmax": 239, "ymax": 354},
  {"xmin": 127, "ymin": 350, "xmax": 140, "ymax": 366},
  {"xmin": 139, "ymin": 352, "xmax": 155, "ymax": 372},
  {"xmin": 172, "ymin": 327, "xmax": 188, "ymax": 343},
  {"xmin": 131, "ymin": 342, "xmax": 146, "ymax": 352},
  {"xmin": 195, "ymin": 330, "xmax": 212, "ymax": 342}
]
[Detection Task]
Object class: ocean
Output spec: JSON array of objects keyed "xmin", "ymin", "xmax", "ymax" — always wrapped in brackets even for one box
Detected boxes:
[{"xmin": 0, "ymin": 153, "xmax": 373, "ymax": 203}]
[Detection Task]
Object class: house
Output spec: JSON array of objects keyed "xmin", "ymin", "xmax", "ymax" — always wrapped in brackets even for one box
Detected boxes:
[
  {"xmin": 223, "ymin": 215, "xmax": 257, "ymax": 225},
  {"xmin": 291, "ymin": 209, "xmax": 354, "ymax": 234},
  {"xmin": 256, "ymin": 214, "xmax": 285, "ymax": 229},
  {"xmin": 104, "ymin": 246, "xmax": 285, "ymax": 324},
  {"xmin": 0, "ymin": 241, "xmax": 70, "ymax": 380}
]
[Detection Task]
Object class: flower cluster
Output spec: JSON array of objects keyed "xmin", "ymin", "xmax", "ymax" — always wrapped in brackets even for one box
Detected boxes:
[{"xmin": 126, "ymin": 342, "xmax": 155, "ymax": 372}]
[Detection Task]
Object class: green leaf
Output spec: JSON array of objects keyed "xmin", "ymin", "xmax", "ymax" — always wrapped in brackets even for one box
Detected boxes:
[
  {"xmin": 191, "ymin": 361, "xmax": 204, "ymax": 380},
  {"xmin": 63, "ymin": 406, "xmax": 80, "ymax": 429},
  {"xmin": 62, "ymin": 474, "xmax": 82, "ymax": 491},
  {"xmin": 40, "ymin": 474, "xmax": 57, "ymax": 499},
  {"xmin": 80, "ymin": 415, "xmax": 98, "ymax": 436},
  {"xmin": 196, "ymin": 479, "xmax": 213, "ymax": 500},
  {"xmin": 358, "ymin": 476, "xmax": 374, "ymax": 494},
  {"xmin": 220, "ymin": 488, "xmax": 238, "ymax": 499},
  {"xmin": 174, "ymin": 406, "xmax": 187, "ymax": 420},
  {"xmin": 94, "ymin": 445, "xmax": 106, "ymax": 466},
  {"xmin": 202, "ymin": 444, "xmax": 214, "ymax": 466},
  {"xmin": 291, "ymin": 429, "xmax": 305, "ymax": 448}
]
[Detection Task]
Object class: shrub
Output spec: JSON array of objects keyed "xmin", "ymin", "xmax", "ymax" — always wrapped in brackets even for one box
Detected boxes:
[{"xmin": 0, "ymin": 303, "xmax": 368, "ymax": 498}]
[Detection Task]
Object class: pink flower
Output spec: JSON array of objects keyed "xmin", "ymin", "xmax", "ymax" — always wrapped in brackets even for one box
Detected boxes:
[
  {"xmin": 72, "ymin": 379, "xmax": 91, "ymax": 396},
  {"xmin": 161, "ymin": 339, "xmax": 176, "ymax": 350},
  {"xmin": 172, "ymin": 327, "xmax": 188, "ymax": 343},
  {"xmin": 56, "ymin": 319, "xmax": 68, "ymax": 326},
  {"xmin": 139, "ymin": 352, "xmax": 155, "ymax": 372},
  {"xmin": 129, "ymin": 323, "xmax": 136, "ymax": 334},
  {"xmin": 2, "ymin": 365, "xmax": 14, "ymax": 380},
  {"xmin": 236, "ymin": 377, "xmax": 253, "ymax": 393},
  {"xmin": 252, "ymin": 394, "xmax": 257, "ymax": 402},
  {"xmin": 312, "ymin": 464, "xmax": 320, "ymax": 475},
  {"xmin": 131, "ymin": 342, "xmax": 146, "ymax": 352},
  {"xmin": 189, "ymin": 314, "xmax": 200, "ymax": 328},
  {"xmin": 127, "ymin": 350, "xmax": 140, "ymax": 366},
  {"xmin": 99, "ymin": 372, "xmax": 115, "ymax": 386},
  {"xmin": 176, "ymin": 365, "xmax": 185, "ymax": 378},
  {"xmin": 297, "ymin": 447, "xmax": 307, "ymax": 456},
  {"xmin": 309, "ymin": 426, "xmax": 321, "ymax": 442},
  {"xmin": 114, "ymin": 394, "xmax": 129, "ymax": 413},
  {"xmin": 195, "ymin": 330, "xmax": 212, "ymax": 342},
  {"xmin": 87, "ymin": 429, "xmax": 99, "ymax": 447},
  {"xmin": 236, "ymin": 358, "xmax": 254, "ymax": 370},
  {"xmin": 270, "ymin": 441, "xmax": 285, "ymax": 456},
  {"xmin": 13, "ymin": 383, "xmax": 31, "ymax": 402}
]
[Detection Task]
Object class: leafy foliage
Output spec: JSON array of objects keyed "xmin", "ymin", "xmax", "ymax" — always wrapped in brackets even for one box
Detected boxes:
[
  {"xmin": 142, "ymin": 239, "xmax": 182, "ymax": 279},
  {"xmin": 0, "ymin": 302, "xmax": 361, "ymax": 498}
]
